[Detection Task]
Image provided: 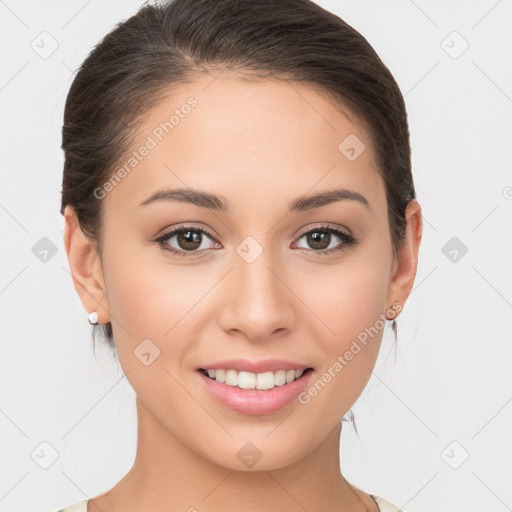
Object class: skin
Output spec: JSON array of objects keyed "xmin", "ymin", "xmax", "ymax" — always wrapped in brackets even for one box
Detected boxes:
[{"xmin": 64, "ymin": 72, "xmax": 422, "ymax": 512}]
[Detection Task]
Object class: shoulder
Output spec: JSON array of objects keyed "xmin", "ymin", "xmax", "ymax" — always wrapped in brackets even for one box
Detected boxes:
[
  {"xmin": 54, "ymin": 496, "xmax": 403, "ymax": 512},
  {"xmin": 370, "ymin": 494, "xmax": 407, "ymax": 512},
  {"xmin": 53, "ymin": 499, "xmax": 89, "ymax": 512}
]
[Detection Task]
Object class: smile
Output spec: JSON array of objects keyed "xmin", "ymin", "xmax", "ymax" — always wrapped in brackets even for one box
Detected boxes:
[
  {"xmin": 199, "ymin": 368, "xmax": 313, "ymax": 390},
  {"xmin": 197, "ymin": 367, "xmax": 315, "ymax": 415}
]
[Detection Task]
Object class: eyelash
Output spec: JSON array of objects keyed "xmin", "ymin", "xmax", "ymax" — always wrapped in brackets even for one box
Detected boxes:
[{"xmin": 153, "ymin": 223, "xmax": 358, "ymax": 258}]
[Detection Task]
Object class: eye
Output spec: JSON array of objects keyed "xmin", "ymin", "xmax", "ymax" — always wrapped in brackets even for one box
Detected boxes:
[
  {"xmin": 153, "ymin": 223, "xmax": 357, "ymax": 258},
  {"xmin": 293, "ymin": 224, "xmax": 357, "ymax": 255},
  {"xmin": 154, "ymin": 224, "xmax": 220, "ymax": 258}
]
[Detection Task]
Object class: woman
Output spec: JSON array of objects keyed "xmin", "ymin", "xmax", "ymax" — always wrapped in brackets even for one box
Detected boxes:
[{"xmin": 58, "ymin": 0, "xmax": 422, "ymax": 510}]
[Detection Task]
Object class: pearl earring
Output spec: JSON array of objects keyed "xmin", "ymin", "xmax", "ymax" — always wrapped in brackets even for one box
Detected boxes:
[{"xmin": 88, "ymin": 311, "xmax": 98, "ymax": 324}]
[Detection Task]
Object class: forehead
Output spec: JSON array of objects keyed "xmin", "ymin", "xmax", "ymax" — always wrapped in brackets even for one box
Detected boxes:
[{"xmin": 103, "ymin": 74, "xmax": 385, "ymax": 217}]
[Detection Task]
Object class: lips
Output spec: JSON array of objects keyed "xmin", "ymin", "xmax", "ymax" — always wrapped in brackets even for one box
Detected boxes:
[
  {"xmin": 197, "ymin": 365, "xmax": 315, "ymax": 415},
  {"xmin": 197, "ymin": 358, "xmax": 313, "ymax": 373}
]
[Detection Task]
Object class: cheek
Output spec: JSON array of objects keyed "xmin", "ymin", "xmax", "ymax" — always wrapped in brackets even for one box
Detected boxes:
[
  {"xmin": 304, "ymin": 256, "xmax": 390, "ymax": 341},
  {"xmin": 298, "ymin": 248, "xmax": 391, "ymax": 381},
  {"xmin": 294, "ymin": 266, "xmax": 389, "ymax": 424},
  {"xmin": 102, "ymin": 238, "xmax": 214, "ymax": 356}
]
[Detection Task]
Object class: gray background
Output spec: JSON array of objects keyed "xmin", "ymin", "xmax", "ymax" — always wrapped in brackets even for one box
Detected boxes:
[{"xmin": 1, "ymin": 1, "xmax": 511, "ymax": 511}]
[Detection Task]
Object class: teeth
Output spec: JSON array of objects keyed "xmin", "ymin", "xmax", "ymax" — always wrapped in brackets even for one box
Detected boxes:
[{"xmin": 203, "ymin": 368, "xmax": 307, "ymax": 390}]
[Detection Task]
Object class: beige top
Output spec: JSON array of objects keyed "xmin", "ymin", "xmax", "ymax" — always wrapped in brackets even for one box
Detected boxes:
[{"xmin": 56, "ymin": 494, "xmax": 406, "ymax": 511}]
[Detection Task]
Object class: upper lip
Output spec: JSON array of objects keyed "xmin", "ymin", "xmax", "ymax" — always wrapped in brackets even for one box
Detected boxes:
[{"xmin": 198, "ymin": 358, "xmax": 313, "ymax": 374}]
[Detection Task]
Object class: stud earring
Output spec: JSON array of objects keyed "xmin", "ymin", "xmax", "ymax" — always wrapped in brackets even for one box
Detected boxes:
[
  {"xmin": 342, "ymin": 409, "xmax": 354, "ymax": 423},
  {"xmin": 88, "ymin": 311, "xmax": 98, "ymax": 324}
]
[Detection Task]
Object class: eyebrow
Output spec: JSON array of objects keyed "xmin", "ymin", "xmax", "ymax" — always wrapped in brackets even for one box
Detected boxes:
[{"xmin": 137, "ymin": 187, "xmax": 370, "ymax": 212}]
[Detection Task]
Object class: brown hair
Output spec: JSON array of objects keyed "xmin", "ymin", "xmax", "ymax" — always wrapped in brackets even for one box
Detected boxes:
[{"xmin": 61, "ymin": 0, "xmax": 415, "ymax": 358}]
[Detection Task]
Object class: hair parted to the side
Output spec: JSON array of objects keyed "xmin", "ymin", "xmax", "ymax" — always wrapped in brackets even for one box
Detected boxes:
[{"xmin": 61, "ymin": 0, "xmax": 415, "ymax": 366}]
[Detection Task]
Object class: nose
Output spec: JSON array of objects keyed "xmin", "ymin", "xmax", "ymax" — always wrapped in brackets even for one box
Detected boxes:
[{"xmin": 217, "ymin": 244, "xmax": 296, "ymax": 342}]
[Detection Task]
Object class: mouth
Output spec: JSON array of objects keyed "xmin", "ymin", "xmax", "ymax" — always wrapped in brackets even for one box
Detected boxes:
[{"xmin": 197, "ymin": 365, "xmax": 315, "ymax": 415}]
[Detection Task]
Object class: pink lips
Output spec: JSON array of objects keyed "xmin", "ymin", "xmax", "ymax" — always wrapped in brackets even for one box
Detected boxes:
[{"xmin": 197, "ymin": 362, "xmax": 314, "ymax": 415}]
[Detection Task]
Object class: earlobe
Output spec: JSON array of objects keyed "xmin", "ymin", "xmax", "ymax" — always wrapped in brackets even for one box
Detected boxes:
[
  {"xmin": 63, "ymin": 205, "xmax": 110, "ymax": 324},
  {"xmin": 386, "ymin": 199, "xmax": 423, "ymax": 317}
]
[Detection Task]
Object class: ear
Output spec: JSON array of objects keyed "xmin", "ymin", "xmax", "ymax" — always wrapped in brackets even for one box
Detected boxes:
[
  {"xmin": 63, "ymin": 205, "xmax": 111, "ymax": 324},
  {"xmin": 386, "ymin": 199, "xmax": 423, "ymax": 317}
]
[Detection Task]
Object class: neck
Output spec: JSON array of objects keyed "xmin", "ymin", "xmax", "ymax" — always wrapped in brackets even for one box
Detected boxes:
[{"xmin": 95, "ymin": 396, "xmax": 376, "ymax": 512}]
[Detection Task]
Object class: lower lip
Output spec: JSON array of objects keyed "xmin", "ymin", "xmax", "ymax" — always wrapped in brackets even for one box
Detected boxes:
[{"xmin": 197, "ymin": 369, "xmax": 314, "ymax": 415}]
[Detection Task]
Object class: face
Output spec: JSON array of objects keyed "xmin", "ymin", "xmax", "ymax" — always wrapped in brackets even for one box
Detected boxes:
[{"xmin": 68, "ymin": 73, "xmax": 419, "ymax": 471}]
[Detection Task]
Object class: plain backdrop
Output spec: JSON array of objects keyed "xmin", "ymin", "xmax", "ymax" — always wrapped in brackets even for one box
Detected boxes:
[{"xmin": 1, "ymin": 1, "xmax": 511, "ymax": 511}]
